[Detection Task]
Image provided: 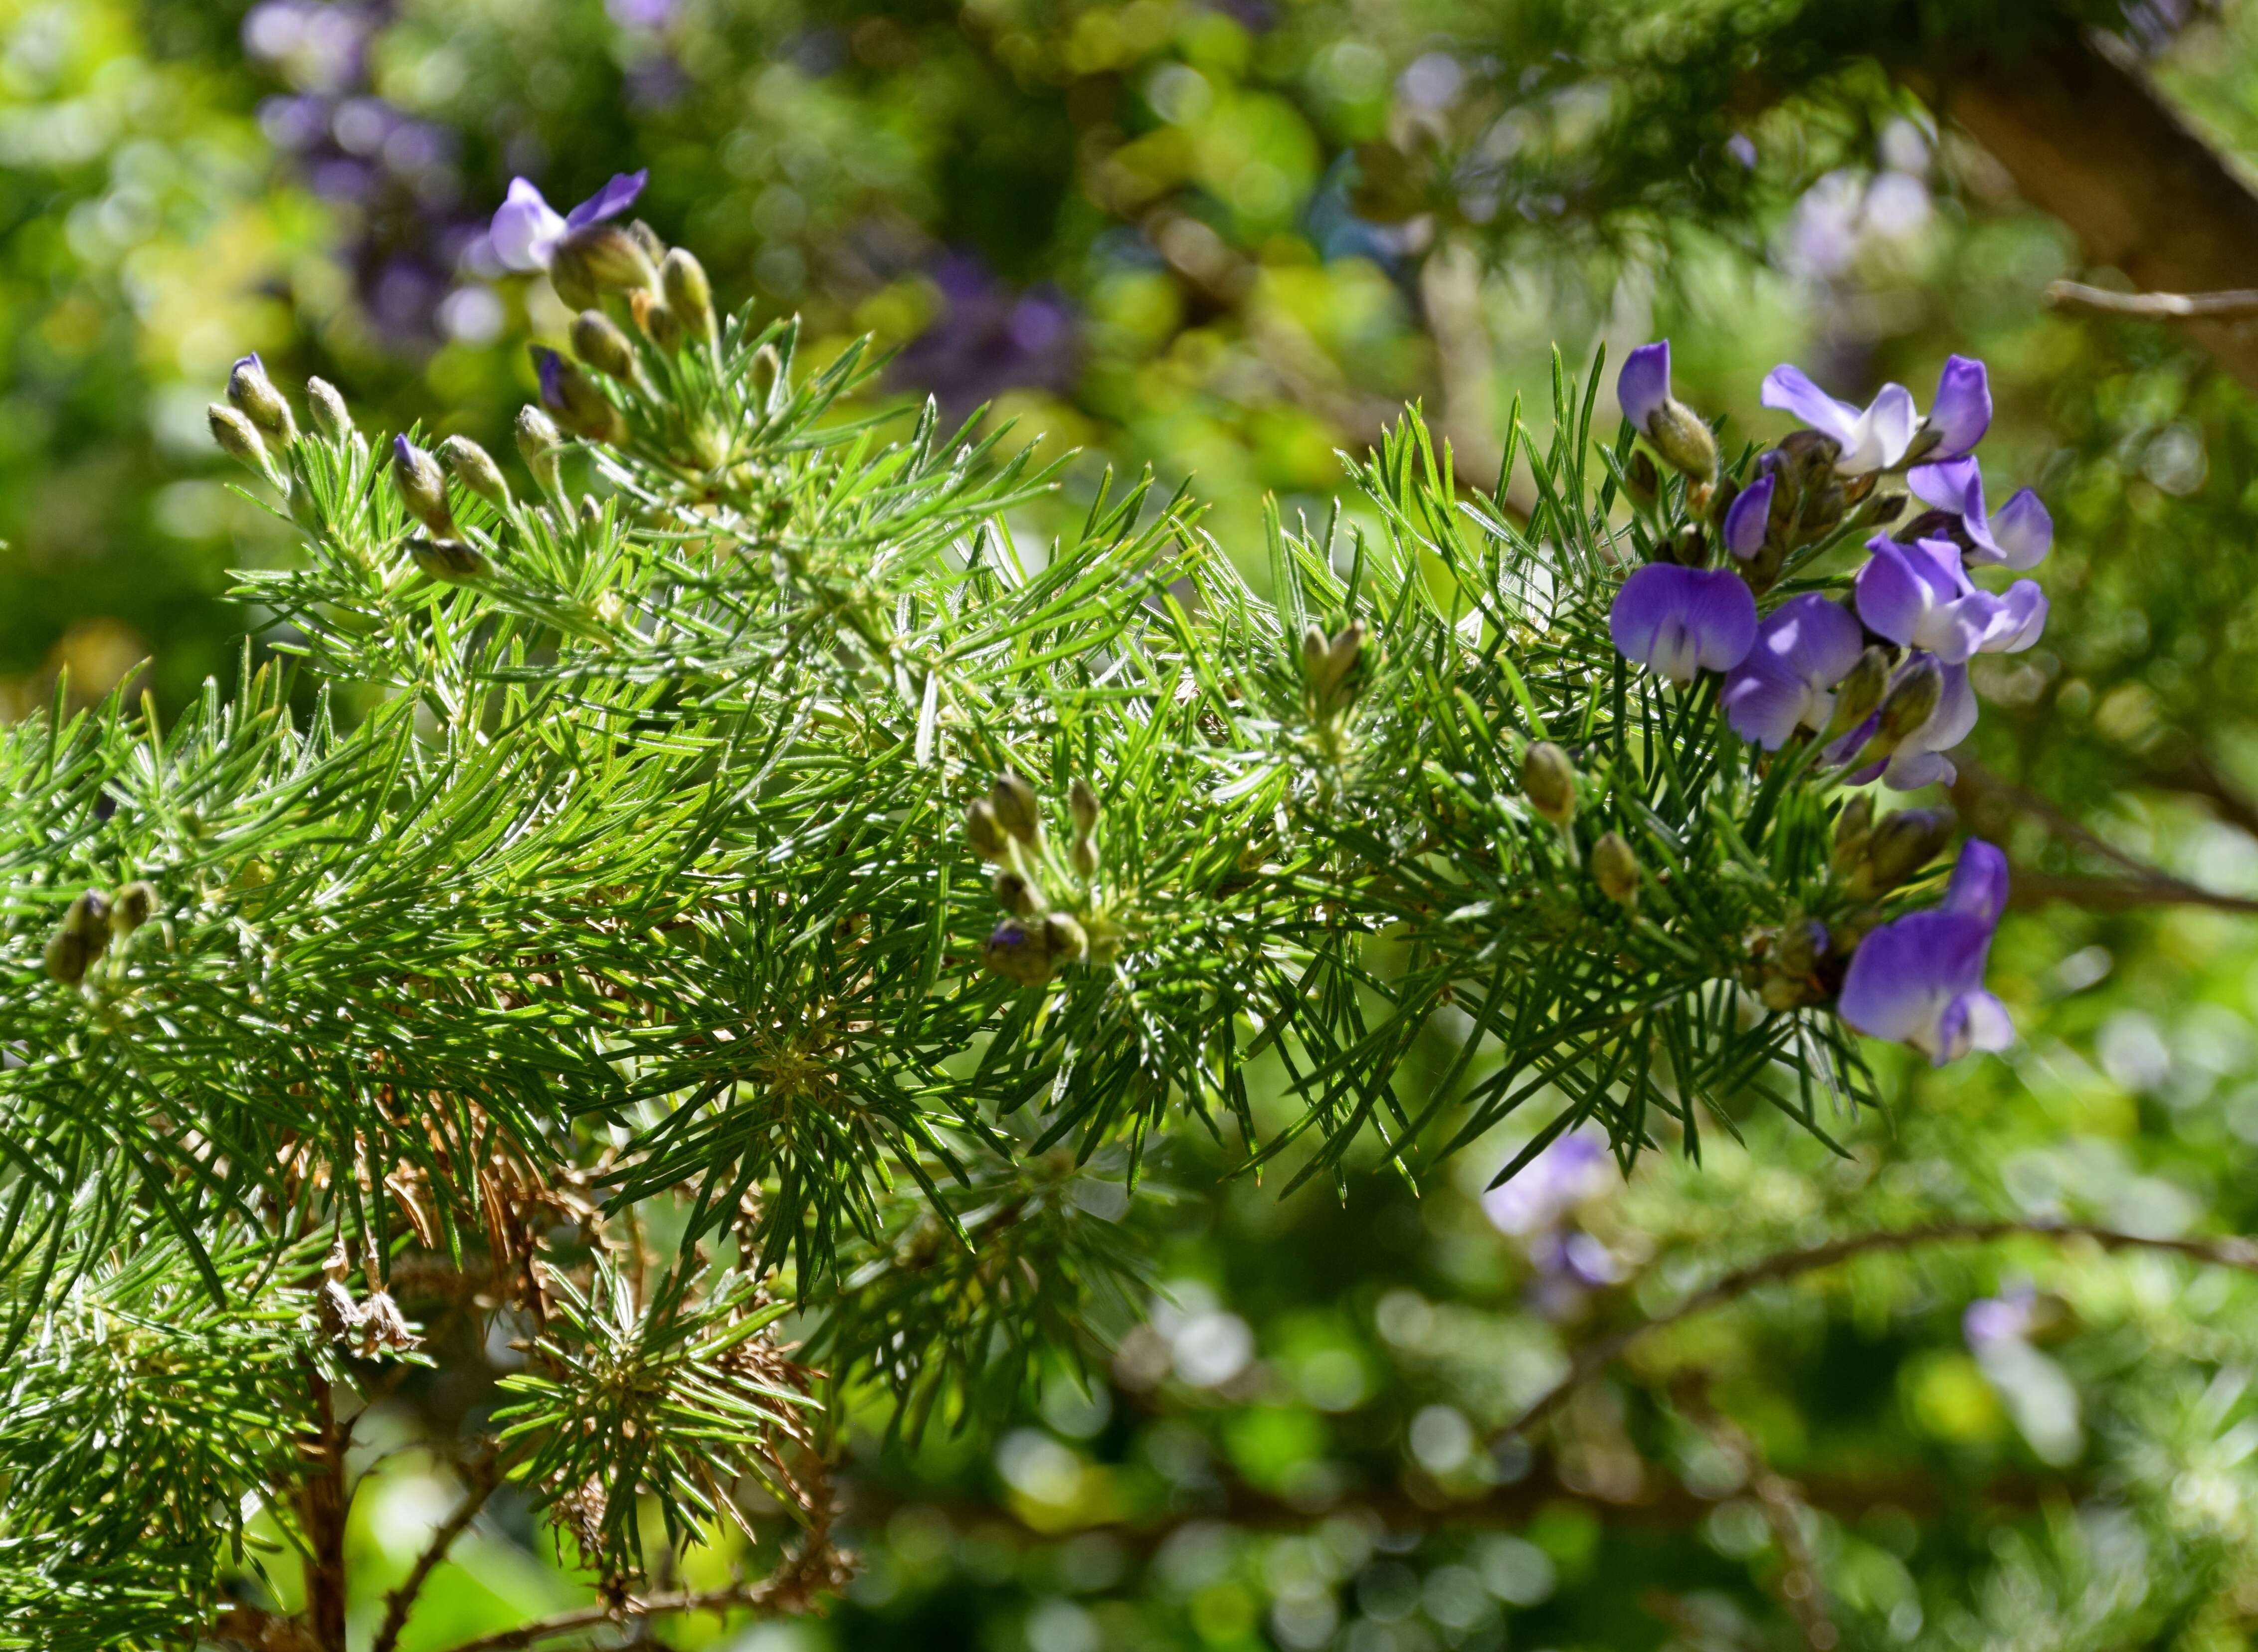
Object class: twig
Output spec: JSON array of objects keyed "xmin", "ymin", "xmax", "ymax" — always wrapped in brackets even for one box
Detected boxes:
[
  {"xmin": 1952, "ymin": 762, "xmax": 2258, "ymax": 916},
  {"xmin": 2045, "ymin": 279, "xmax": 2258, "ymax": 320},
  {"xmin": 1505, "ymin": 1220, "xmax": 2258, "ymax": 1436},
  {"xmin": 1675, "ymin": 1381, "xmax": 1838, "ymax": 1651},
  {"xmin": 370, "ymin": 1448, "xmax": 502, "ymax": 1652}
]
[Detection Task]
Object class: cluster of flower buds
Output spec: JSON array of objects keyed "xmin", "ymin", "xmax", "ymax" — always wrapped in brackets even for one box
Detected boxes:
[
  {"xmin": 206, "ymin": 353, "xmax": 304, "ymax": 492},
  {"xmin": 1518, "ymin": 741, "xmax": 1642, "ymax": 909},
  {"xmin": 43, "ymin": 879, "xmax": 156, "ymax": 985},
  {"xmin": 391, "ymin": 436, "xmax": 494, "ymax": 584},
  {"xmin": 487, "ymin": 170, "xmax": 725, "ymax": 462},
  {"xmin": 968, "ymin": 772, "xmax": 1112, "ymax": 987}
]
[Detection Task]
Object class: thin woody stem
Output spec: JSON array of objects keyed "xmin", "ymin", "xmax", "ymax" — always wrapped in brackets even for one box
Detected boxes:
[
  {"xmin": 1507, "ymin": 1220, "xmax": 2258, "ymax": 1436},
  {"xmin": 370, "ymin": 1447, "xmax": 503, "ymax": 1652},
  {"xmin": 2045, "ymin": 279, "xmax": 2258, "ymax": 320}
]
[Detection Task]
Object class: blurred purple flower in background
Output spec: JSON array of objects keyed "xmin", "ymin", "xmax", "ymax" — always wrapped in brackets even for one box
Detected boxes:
[
  {"xmin": 1483, "ymin": 1131, "xmax": 1610, "ymax": 1236},
  {"xmin": 890, "ymin": 254, "xmax": 1079, "ymax": 418}
]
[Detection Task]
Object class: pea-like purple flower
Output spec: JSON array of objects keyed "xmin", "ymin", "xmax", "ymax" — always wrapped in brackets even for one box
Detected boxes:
[
  {"xmin": 1721, "ymin": 594, "xmax": 1864, "ymax": 749},
  {"xmin": 1906, "ymin": 456, "xmax": 2052, "ymax": 569},
  {"xmin": 1761, "ymin": 354, "xmax": 1993, "ymax": 476},
  {"xmin": 1722, "ymin": 473, "xmax": 1775, "ymax": 560},
  {"xmin": 1760, "ymin": 365, "xmax": 1917, "ymax": 476},
  {"xmin": 1832, "ymin": 652, "xmax": 1979, "ymax": 790},
  {"xmin": 1616, "ymin": 340, "xmax": 1717, "ymax": 479},
  {"xmin": 1610, "ymin": 563, "xmax": 1758, "ymax": 687},
  {"xmin": 490, "ymin": 170, "xmax": 649, "ymax": 273},
  {"xmin": 1838, "ymin": 838, "xmax": 2014, "ymax": 1064},
  {"xmin": 1855, "ymin": 534, "xmax": 2048, "ymax": 664}
]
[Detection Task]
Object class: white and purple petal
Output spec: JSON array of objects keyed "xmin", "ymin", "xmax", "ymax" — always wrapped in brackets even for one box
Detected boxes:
[
  {"xmin": 1848, "ymin": 382, "xmax": 1918, "ymax": 475},
  {"xmin": 1721, "ymin": 593, "xmax": 1862, "ymax": 748},
  {"xmin": 1980, "ymin": 580, "xmax": 2047, "ymax": 653},
  {"xmin": 1618, "ymin": 341, "xmax": 1672, "ymax": 435},
  {"xmin": 490, "ymin": 178, "xmax": 567, "ymax": 271},
  {"xmin": 1722, "ymin": 472, "xmax": 1774, "ymax": 559},
  {"xmin": 1856, "ymin": 535, "xmax": 1980, "ymax": 658},
  {"xmin": 1610, "ymin": 564, "xmax": 1758, "ymax": 687},
  {"xmin": 1839, "ymin": 907, "xmax": 2006, "ymax": 1062},
  {"xmin": 1760, "ymin": 363, "xmax": 1864, "ymax": 450},
  {"xmin": 1926, "ymin": 354, "xmax": 1991, "ymax": 459},
  {"xmin": 1988, "ymin": 488, "xmax": 2052, "ymax": 570},
  {"xmin": 564, "ymin": 169, "xmax": 649, "ymax": 230}
]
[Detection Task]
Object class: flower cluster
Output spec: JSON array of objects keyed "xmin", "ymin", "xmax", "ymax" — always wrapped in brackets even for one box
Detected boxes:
[{"xmin": 1610, "ymin": 343, "xmax": 2049, "ymax": 1064}]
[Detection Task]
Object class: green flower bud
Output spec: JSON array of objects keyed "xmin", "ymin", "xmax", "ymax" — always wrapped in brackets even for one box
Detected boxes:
[
  {"xmin": 1300, "ymin": 622, "xmax": 1328, "ymax": 681},
  {"xmin": 391, "ymin": 436, "xmax": 455, "ymax": 535},
  {"xmin": 436, "ymin": 436, "xmax": 511, "ymax": 511},
  {"xmin": 661, "ymin": 247, "xmax": 719, "ymax": 348},
  {"xmin": 1644, "ymin": 398, "xmax": 1717, "ymax": 483},
  {"xmin": 983, "ymin": 918, "xmax": 1053, "ymax": 986},
  {"xmin": 44, "ymin": 927, "xmax": 95, "ymax": 985},
  {"xmin": 571, "ymin": 310, "xmax": 641, "ymax": 383},
  {"xmin": 1829, "ymin": 794, "xmax": 1874, "ymax": 876},
  {"xmin": 306, "ymin": 376, "xmax": 355, "ymax": 441},
  {"xmin": 208, "ymin": 403, "xmax": 275, "ymax": 479},
  {"xmin": 633, "ymin": 290, "xmax": 684, "ymax": 353},
  {"xmin": 1521, "ymin": 740, "xmax": 1577, "ymax": 827},
  {"xmin": 109, "ymin": 880, "xmax": 156, "ymax": 937},
  {"xmin": 1071, "ymin": 834, "xmax": 1100, "ymax": 880},
  {"xmin": 1590, "ymin": 831, "xmax": 1641, "ymax": 908},
  {"xmin": 993, "ymin": 868, "xmax": 1042, "ymax": 917},
  {"xmin": 1868, "ymin": 655, "xmax": 1943, "ymax": 756},
  {"xmin": 1856, "ymin": 808, "xmax": 1954, "ymax": 898},
  {"xmin": 1042, "ymin": 911, "xmax": 1090, "ymax": 965},
  {"xmin": 534, "ymin": 348, "xmax": 625, "ymax": 445},
  {"xmin": 1069, "ymin": 779, "xmax": 1101, "ymax": 838},
  {"xmin": 226, "ymin": 354, "xmax": 297, "ymax": 446},
  {"xmin": 989, "ymin": 772, "xmax": 1040, "ymax": 843},
  {"xmin": 965, "ymin": 799, "xmax": 1008, "ymax": 862},
  {"xmin": 1303, "ymin": 620, "xmax": 1367, "ymax": 718},
  {"xmin": 552, "ymin": 222, "xmax": 658, "ymax": 303},
  {"xmin": 1824, "ymin": 646, "xmax": 1892, "ymax": 741},
  {"xmin": 515, "ymin": 405, "xmax": 565, "ymax": 497},
  {"xmin": 64, "ymin": 888, "xmax": 111, "ymax": 942},
  {"xmin": 406, "ymin": 537, "xmax": 493, "ymax": 584},
  {"xmin": 1623, "ymin": 449, "xmax": 1660, "ymax": 510}
]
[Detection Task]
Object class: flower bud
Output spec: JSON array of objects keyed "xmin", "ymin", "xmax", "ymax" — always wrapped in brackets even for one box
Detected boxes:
[
  {"xmin": 1590, "ymin": 831, "xmax": 1641, "ymax": 908},
  {"xmin": 571, "ymin": 310, "xmax": 641, "ymax": 383},
  {"xmin": 515, "ymin": 404, "xmax": 565, "ymax": 496},
  {"xmin": 109, "ymin": 880, "xmax": 156, "ymax": 937},
  {"xmin": 533, "ymin": 348, "xmax": 625, "ymax": 445},
  {"xmin": 1042, "ymin": 911, "xmax": 1090, "ymax": 965},
  {"xmin": 306, "ymin": 376, "xmax": 355, "ymax": 441},
  {"xmin": 1644, "ymin": 398, "xmax": 1717, "ymax": 482},
  {"xmin": 437, "ymin": 436, "xmax": 511, "ymax": 511},
  {"xmin": 391, "ymin": 436, "xmax": 455, "ymax": 535},
  {"xmin": 661, "ymin": 247, "xmax": 719, "ymax": 347},
  {"xmin": 1829, "ymin": 793, "xmax": 1874, "ymax": 876},
  {"xmin": 1304, "ymin": 620, "xmax": 1366, "ymax": 718},
  {"xmin": 47, "ymin": 889, "xmax": 112, "ymax": 982},
  {"xmin": 993, "ymin": 868, "xmax": 1042, "ymax": 917},
  {"xmin": 207, "ymin": 403, "xmax": 274, "ymax": 478},
  {"xmin": 983, "ymin": 918, "xmax": 1053, "ymax": 986},
  {"xmin": 552, "ymin": 222, "xmax": 658, "ymax": 302},
  {"xmin": 1856, "ymin": 808, "xmax": 1954, "ymax": 897},
  {"xmin": 1622, "ymin": 449, "xmax": 1660, "ymax": 510},
  {"xmin": 632, "ymin": 289, "xmax": 684, "ymax": 353},
  {"xmin": 45, "ymin": 928, "xmax": 95, "ymax": 985},
  {"xmin": 989, "ymin": 772, "xmax": 1040, "ymax": 843},
  {"xmin": 1069, "ymin": 779, "xmax": 1101, "ymax": 838},
  {"xmin": 1869, "ymin": 655, "xmax": 1943, "ymax": 753},
  {"xmin": 1824, "ymin": 646, "xmax": 1892, "ymax": 740},
  {"xmin": 227, "ymin": 354, "xmax": 297, "ymax": 446},
  {"xmin": 1071, "ymin": 833, "xmax": 1100, "ymax": 880},
  {"xmin": 1521, "ymin": 740, "xmax": 1577, "ymax": 827},
  {"xmin": 407, "ymin": 537, "xmax": 492, "ymax": 584},
  {"xmin": 1300, "ymin": 622, "xmax": 1328, "ymax": 681},
  {"xmin": 965, "ymin": 799, "xmax": 1008, "ymax": 862}
]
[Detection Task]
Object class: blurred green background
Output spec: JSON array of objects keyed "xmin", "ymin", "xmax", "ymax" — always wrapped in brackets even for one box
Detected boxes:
[{"xmin": 22, "ymin": 0, "xmax": 2258, "ymax": 1646}]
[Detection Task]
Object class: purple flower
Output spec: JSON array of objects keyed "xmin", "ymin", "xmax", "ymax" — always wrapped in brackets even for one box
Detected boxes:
[
  {"xmin": 1722, "ymin": 473, "xmax": 1774, "ymax": 559},
  {"xmin": 1838, "ymin": 839, "xmax": 2014, "ymax": 1064},
  {"xmin": 1617, "ymin": 341, "xmax": 1673, "ymax": 435},
  {"xmin": 1722, "ymin": 594, "xmax": 1864, "ymax": 748},
  {"xmin": 1926, "ymin": 355, "xmax": 1992, "ymax": 461},
  {"xmin": 1855, "ymin": 535, "xmax": 2049, "ymax": 664},
  {"xmin": 1609, "ymin": 564, "xmax": 1758, "ymax": 687},
  {"xmin": 1963, "ymin": 1283, "xmax": 2036, "ymax": 1350},
  {"xmin": 490, "ymin": 170, "xmax": 649, "ymax": 272},
  {"xmin": 1483, "ymin": 1130, "xmax": 1610, "ymax": 1236},
  {"xmin": 1836, "ymin": 654, "xmax": 1980, "ymax": 790},
  {"xmin": 1907, "ymin": 457, "xmax": 2052, "ymax": 569},
  {"xmin": 1760, "ymin": 365, "xmax": 1918, "ymax": 476}
]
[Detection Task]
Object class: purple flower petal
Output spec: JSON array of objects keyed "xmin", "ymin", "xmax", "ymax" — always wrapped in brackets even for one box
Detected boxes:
[
  {"xmin": 1879, "ymin": 659, "xmax": 1978, "ymax": 791},
  {"xmin": 1882, "ymin": 749, "xmax": 1958, "ymax": 790},
  {"xmin": 1989, "ymin": 488, "xmax": 2052, "ymax": 570},
  {"xmin": 1764, "ymin": 592, "xmax": 1863, "ymax": 684},
  {"xmin": 1909, "ymin": 455, "xmax": 1981, "ymax": 517},
  {"xmin": 491, "ymin": 178, "xmax": 566, "ymax": 271},
  {"xmin": 1982, "ymin": 581, "xmax": 2047, "ymax": 653},
  {"xmin": 564, "ymin": 169, "xmax": 649, "ymax": 230},
  {"xmin": 1855, "ymin": 539, "xmax": 1932, "ymax": 647},
  {"xmin": 1610, "ymin": 564, "xmax": 1757, "ymax": 687},
  {"xmin": 1944, "ymin": 838, "xmax": 2010, "ymax": 927},
  {"xmin": 1857, "ymin": 535, "xmax": 1974, "ymax": 656},
  {"xmin": 1722, "ymin": 666, "xmax": 1812, "ymax": 749},
  {"xmin": 1617, "ymin": 341, "xmax": 1672, "ymax": 435},
  {"xmin": 1927, "ymin": 354, "xmax": 1992, "ymax": 459},
  {"xmin": 1839, "ymin": 908, "xmax": 2004, "ymax": 1061},
  {"xmin": 1726, "ymin": 593, "xmax": 1862, "ymax": 742},
  {"xmin": 1722, "ymin": 472, "xmax": 1774, "ymax": 559},
  {"xmin": 1760, "ymin": 363, "xmax": 1862, "ymax": 449},
  {"xmin": 533, "ymin": 346, "xmax": 568, "ymax": 412}
]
